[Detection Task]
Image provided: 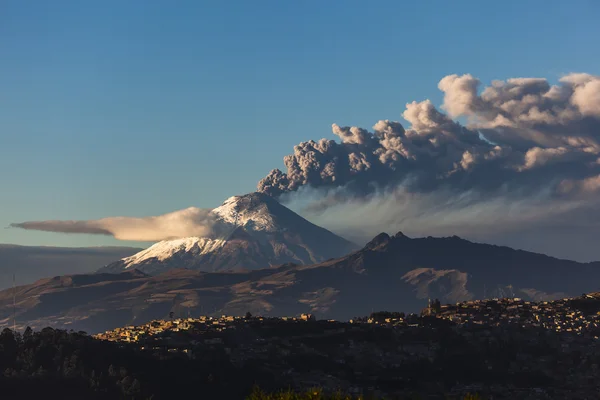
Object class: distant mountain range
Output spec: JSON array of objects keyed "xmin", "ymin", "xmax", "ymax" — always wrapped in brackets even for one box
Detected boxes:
[
  {"xmin": 3, "ymin": 231, "xmax": 600, "ymax": 334},
  {"xmin": 0, "ymin": 244, "xmax": 141, "ymax": 290},
  {"xmin": 99, "ymin": 192, "xmax": 357, "ymax": 275}
]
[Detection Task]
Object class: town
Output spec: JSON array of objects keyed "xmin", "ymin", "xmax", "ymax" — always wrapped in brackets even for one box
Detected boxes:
[
  {"xmin": 91, "ymin": 293, "xmax": 600, "ymax": 399},
  {"xmin": 427, "ymin": 293, "xmax": 600, "ymax": 337}
]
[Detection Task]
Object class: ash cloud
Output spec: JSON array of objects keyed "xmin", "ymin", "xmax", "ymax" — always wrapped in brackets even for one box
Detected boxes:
[
  {"xmin": 258, "ymin": 72, "xmax": 600, "ymax": 260},
  {"xmin": 282, "ymin": 183, "xmax": 600, "ymax": 261},
  {"xmin": 258, "ymin": 73, "xmax": 600, "ymax": 200},
  {"xmin": 11, "ymin": 207, "xmax": 224, "ymax": 242},
  {"xmin": 11, "ymin": 73, "xmax": 600, "ymax": 260},
  {"xmin": 285, "ymin": 185, "xmax": 586, "ymax": 242}
]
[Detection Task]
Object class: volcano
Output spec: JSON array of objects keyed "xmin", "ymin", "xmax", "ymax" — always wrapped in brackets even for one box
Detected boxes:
[{"xmin": 99, "ymin": 192, "xmax": 357, "ymax": 274}]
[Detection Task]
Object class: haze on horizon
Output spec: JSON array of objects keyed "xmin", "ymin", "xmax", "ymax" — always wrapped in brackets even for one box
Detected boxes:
[{"xmin": 2, "ymin": 0, "xmax": 600, "ymax": 262}]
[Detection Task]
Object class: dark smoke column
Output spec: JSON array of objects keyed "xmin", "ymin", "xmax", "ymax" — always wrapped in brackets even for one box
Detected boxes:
[
  {"xmin": 257, "ymin": 73, "xmax": 600, "ymax": 203},
  {"xmin": 258, "ymin": 168, "xmax": 290, "ymax": 198}
]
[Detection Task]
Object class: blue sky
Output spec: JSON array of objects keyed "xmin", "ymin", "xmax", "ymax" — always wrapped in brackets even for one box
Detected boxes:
[{"xmin": 1, "ymin": 0, "xmax": 599, "ymax": 247}]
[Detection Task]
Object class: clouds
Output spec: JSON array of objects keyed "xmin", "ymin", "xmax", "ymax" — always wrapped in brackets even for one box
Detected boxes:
[
  {"xmin": 11, "ymin": 207, "xmax": 224, "ymax": 242},
  {"xmin": 286, "ymin": 185, "xmax": 585, "ymax": 242},
  {"xmin": 280, "ymin": 182, "xmax": 600, "ymax": 261},
  {"xmin": 519, "ymin": 147, "xmax": 569, "ymax": 171},
  {"xmin": 11, "ymin": 72, "xmax": 600, "ymax": 261},
  {"xmin": 437, "ymin": 73, "xmax": 480, "ymax": 117},
  {"xmin": 561, "ymin": 73, "xmax": 600, "ymax": 116},
  {"xmin": 255, "ymin": 72, "xmax": 600, "ymax": 260},
  {"xmin": 258, "ymin": 72, "xmax": 600, "ymax": 202},
  {"xmin": 10, "ymin": 221, "xmax": 113, "ymax": 236}
]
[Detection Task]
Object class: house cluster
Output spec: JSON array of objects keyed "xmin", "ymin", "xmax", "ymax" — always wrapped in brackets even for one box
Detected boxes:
[
  {"xmin": 431, "ymin": 294, "xmax": 600, "ymax": 338},
  {"xmin": 91, "ymin": 293, "xmax": 600, "ymax": 399},
  {"xmin": 94, "ymin": 313, "xmax": 316, "ymax": 343},
  {"xmin": 352, "ymin": 293, "xmax": 600, "ymax": 340}
]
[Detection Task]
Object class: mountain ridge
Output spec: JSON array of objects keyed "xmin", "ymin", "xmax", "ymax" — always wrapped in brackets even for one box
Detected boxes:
[{"xmin": 3, "ymin": 231, "xmax": 600, "ymax": 333}]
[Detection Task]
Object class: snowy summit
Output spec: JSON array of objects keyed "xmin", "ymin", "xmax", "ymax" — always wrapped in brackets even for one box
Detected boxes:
[{"xmin": 99, "ymin": 192, "xmax": 357, "ymax": 275}]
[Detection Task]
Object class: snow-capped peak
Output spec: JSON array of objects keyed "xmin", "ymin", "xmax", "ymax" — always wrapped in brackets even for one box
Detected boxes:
[
  {"xmin": 99, "ymin": 191, "xmax": 357, "ymax": 275},
  {"xmin": 211, "ymin": 192, "xmax": 279, "ymax": 232},
  {"xmin": 119, "ymin": 193, "xmax": 282, "ymax": 269},
  {"xmin": 121, "ymin": 237, "xmax": 225, "ymax": 268}
]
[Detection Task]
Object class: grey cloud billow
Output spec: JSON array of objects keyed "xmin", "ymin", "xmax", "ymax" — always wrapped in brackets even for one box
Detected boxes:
[{"xmin": 257, "ymin": 73, "xmax": 600, "ymax": 200}]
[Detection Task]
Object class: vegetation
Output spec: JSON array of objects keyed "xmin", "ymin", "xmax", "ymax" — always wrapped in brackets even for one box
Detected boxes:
[
  {"xmin": 0, "ymin": 324, "xmax": 490, "ymax": 400},
  {"xmin": 247, "ymin": 386, "xmax": 483, "ymax": 400},
  {"xmin": 0, "ymin": 327, "xmax": 252, "ymax": 399},
  {"xmin": 247, "ymin": 387, "xmax": 366, "ymax": 400},
  {"xmin": 369, "ymin": 311, "xmax": 406, "ymax": 320},
  {"xmin": 3, "ymin": 315, "xmax": 573, "ymax": 400}
]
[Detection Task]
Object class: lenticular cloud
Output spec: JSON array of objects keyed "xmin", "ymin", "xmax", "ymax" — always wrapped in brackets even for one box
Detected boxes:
[{"xmin": 11, "ymin": 207, "xmax": 220, "ymax": 242}]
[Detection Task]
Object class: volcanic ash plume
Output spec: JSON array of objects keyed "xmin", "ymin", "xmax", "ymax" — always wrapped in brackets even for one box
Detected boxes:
[{"xmin": 258, "ymin": 73, "xmax": 600, "ymax": 200}]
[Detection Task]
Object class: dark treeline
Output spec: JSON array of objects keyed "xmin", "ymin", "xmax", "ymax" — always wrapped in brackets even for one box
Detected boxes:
[
  {"xmin": 0, "ymin": 327, "xmax": 257, "ymax": 399},
  {"xmin": 0, "ymin": 323, "xmax": 489, "ymax": 400},
  {"xmin": 247, "ymin": 388, "xmax": 482, "ymax": 400}
]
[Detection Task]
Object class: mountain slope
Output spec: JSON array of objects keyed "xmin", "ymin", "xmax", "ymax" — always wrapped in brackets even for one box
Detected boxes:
[
  {"xmin": 99, "ymin": 192, "xmax": 357, "ymax": 274},
  {"xmin": 3, "ymin": 232, "xmax": 600, "ymax": 333}
]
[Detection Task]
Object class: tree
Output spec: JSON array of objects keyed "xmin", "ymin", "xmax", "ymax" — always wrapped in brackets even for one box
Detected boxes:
[
  {"xmin": 120, "ymin": 375, "xmax": 133, "ymax": 395},
  {"xmin": 23, "ymin": 326, "xmax": 33, "ymax": 342},
  {"xmin": 433, "ymin": 299, "xmax": 442, "ymax": 313},
  {"xmin": 128, "ymin": 378, "xmax": 142, "ymax": 396},
  {"xmin": 245, "ymin": 311, "xmax": 252, "ymax": 319},
  {"xmin": 0, "ymin": 328, "xmax": 17, "ymax": 369},
  {"xmin": 169, "ymin": 311, "xmax": 175, "ymax": 320}
]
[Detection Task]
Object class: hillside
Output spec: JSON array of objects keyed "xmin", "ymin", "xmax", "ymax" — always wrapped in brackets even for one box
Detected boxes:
[{"xmin": 2, "ymin": 232, "xmax": 600, "ymax": 333}]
